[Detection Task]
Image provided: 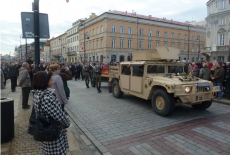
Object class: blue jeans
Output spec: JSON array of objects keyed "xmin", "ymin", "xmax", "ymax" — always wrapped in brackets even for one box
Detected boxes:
[{"xmin": 213, "ymin": 82, "xmax": 222, "ymax": 98}]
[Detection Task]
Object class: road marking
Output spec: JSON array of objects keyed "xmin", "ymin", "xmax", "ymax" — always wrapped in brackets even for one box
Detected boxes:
[
  {"xmin": 212, "ymin": 122, "xmax": 230, "ymax": 131},
  {"xmin": 193, "ymin": 126, "xmax": 230, "ymax": 145},
  {"xmin": 165, "ymin": 134, "xmax": 221, "ymax": 155}
]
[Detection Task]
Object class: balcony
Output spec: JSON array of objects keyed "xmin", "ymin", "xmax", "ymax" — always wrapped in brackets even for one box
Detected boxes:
[
  {"xmin": 52, "ymin": 54, "xmax": 61, "ymax": 58},
  {"xmin": 216, "ymin": 45, "xmax": 229, "ymax": 51},
  {"xmin": 67, "ymin": 51, "xmax": 76, "ymax": 56}
]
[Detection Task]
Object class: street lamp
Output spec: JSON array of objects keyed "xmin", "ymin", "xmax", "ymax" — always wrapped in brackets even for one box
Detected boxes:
[
  {"xmin": 80, "ymin": 20, "xmax": 90, "ymax": 63},
  {"xmin": 197, "ymin": 36, "xmax": 200, "ymax": 61},
  {"xmin": 59, "ymin": 38, "xmax": 63, "ymax": 62}
]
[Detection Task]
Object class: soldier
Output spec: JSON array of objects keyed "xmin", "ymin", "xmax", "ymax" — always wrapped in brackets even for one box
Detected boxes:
[
  {"xmin": 82, "ymin": 62, "xmax": 90, "ymax": 88},
  {"xmin": 93, "ymin": 61, "xmax": 102, "ymax": 93},
  {"xmin": 90, "ymin": 62, "xmax": 95, "ymax": 87}
]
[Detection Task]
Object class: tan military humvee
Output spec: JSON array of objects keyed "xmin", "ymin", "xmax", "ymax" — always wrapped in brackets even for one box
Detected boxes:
[{"xmin": 108, "ymin": 47, "xmax": 220, "ymax": 116}]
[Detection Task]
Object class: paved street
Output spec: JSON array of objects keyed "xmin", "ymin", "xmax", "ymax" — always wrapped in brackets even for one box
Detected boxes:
[{"xmin": 66, "ymin": 80, "xmax": 230, "ymax": 155}]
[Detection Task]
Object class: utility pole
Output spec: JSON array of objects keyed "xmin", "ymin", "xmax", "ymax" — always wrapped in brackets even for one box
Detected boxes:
[
  {"xmin": 33, "ymin": 0, "xmax": 40, "ymax": 72},
  {"xmin": 25, "ymin": 38, "xmax": 27, "ymax": 61}
]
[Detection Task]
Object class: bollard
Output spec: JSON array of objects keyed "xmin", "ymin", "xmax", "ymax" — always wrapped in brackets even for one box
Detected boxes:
[{"xmin": 1, "ymin": 98, "xmax": 14, "ymax": 143}]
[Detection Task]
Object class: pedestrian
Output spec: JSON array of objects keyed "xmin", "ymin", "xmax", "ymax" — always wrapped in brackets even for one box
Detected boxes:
[
  {"xmin": 93, "ymin": 62, "xmax": 102, "ymax": 93},
  {"xmin": 1, "ymin": 62, "xmax": 8, "ymax": 86},
  {"xmin": 212, "ymin": 61, "xmax": 225, "ymax": 100},
  {"xmin": 32, "ymin": 71, "xmax": 70, "ymax": 155},
  {"xmin": 192, "ymin": 65, "xmax": 199, "ymax": 77},
  {"xmin": 8, "ymin": 62, "xmax": 18, "ymax": 92},
  {"xmin": 82, "ymin": 62, "xmax": 90, "ymax": 88},
  {"xmin": 1, "ymin": 69, "xmax": 5, "ymax": 90},
  {"xmin": 26, "ymin": 57, "xmax": 33, "ymax": 68},
  {"xmin": 59, "ymin": 66, "xmax": 72, "ymax": 99},
  {"xmin": 49, "ymin": 64, "xmax": 68, "ymax": 111},
  {"xmin": 199, "ymin": 63, "xmax": 211, "ymax": 81},
  {"xmin": 18, "ymin": 62, "xmax": 31, "ymax": 109}
]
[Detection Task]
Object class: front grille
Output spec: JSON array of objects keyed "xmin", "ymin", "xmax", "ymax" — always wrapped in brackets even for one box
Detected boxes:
[{"xmin": 196, "ymin": 86, "xmax": 210, "ymax": 92}]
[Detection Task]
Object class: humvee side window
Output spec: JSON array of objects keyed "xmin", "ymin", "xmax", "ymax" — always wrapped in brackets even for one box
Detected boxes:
[
  {"xmin": 168, "ymin": 66, "xmax": 183, "ymax": 74},
  {"xmin": 122, "ymin": 65, "xmax": 131, "ymax": 75},
  {"xmin": 147, "ymin": 65, "xmax": 165, "ymax": 74},
  {"xmin": 133, "ymin": 66, "xmax": 144, "ymax": 76}
]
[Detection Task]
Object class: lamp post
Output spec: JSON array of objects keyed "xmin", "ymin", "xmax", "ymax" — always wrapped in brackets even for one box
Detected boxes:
[
  {"xmin": 197, "ymin": 36, "xmax": 200, "ymax": 61},
  {"xmin": 80, "ymin": 20, "xmax": 89, "ymax": 63},
  {"xmin": 59, "ymin": 38, "xmax": 62, "ymax": 62}
]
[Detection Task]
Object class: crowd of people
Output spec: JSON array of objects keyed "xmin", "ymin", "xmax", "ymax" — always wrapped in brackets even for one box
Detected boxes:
[
  {"xmin": 1, "ymin": 57, "xmax": 230, "ymax": 154},
  {"xmin": 183, "ymin": 59, "xmax": 230, "ymax": 100}
]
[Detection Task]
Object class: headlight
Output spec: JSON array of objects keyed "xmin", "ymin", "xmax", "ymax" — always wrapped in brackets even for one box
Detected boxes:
[
  {"xmin": 185, "ymin": 86, "xmax": 191, "ymax": 93},
  {"xmin": 205, "ymin": 87, "xmax": 210, "ymax": 91}
]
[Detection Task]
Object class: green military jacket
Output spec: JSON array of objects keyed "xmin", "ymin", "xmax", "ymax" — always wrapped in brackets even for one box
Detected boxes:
[
  {"xmin": 82, "ymin": 65, "xmax": 90, "ymax": 76},
  {"xmin": 93, "ymin": 66, "xmax": 101, "ymax": 77}
]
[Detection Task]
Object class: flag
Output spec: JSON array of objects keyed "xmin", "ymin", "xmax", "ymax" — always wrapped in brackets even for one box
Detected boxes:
[{"xmin": 66, "ymin": 0, "xmax": 69, "ymax": 2}]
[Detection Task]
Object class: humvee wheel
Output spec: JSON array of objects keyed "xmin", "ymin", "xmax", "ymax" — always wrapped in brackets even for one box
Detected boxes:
[
  {"xmin": 192, "ymin": 100, "xmax": 212, "ymax": 110},
  {"xmin": 112, "ymin": 81, "xmax": 123, "ymax": 98},
  {"xmin": 151, "ymin": 89, "xmax": 175, "ymax": 116}
]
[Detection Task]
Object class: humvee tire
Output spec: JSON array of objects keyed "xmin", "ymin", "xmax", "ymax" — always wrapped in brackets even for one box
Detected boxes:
[
  {"xmin": 151, "ymin": 89, "xmax": 175, "ymax": 116},
  {"xmin": 191, "ymin": 100, "xmax": 212, "ymax": 110},
  {"xmin": 112, "ymin": 81, "xmax": 123, "ymax": 98}
]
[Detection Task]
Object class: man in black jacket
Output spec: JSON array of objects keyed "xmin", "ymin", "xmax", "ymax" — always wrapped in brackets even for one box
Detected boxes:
[
  {"xmin": 8, "ymin": 62, "xmax": 18, "ymax": 92},
  {"xmin": 212, "ymin": 61, "xmax": 225, "ymax": 99}
]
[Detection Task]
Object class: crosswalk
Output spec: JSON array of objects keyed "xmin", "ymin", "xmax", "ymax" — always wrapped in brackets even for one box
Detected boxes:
[{"xmin": 128, "ymin": 121, "xmax": 230, "ymax": 155}]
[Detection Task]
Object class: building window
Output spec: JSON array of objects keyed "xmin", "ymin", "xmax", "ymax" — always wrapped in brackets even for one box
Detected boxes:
[
  {"xmin": 156, "ymin": 42, "xmax": 159, "ymax": 47},
  {"xmin": 128, "ymin": 27, "xmax": 132, "ymax": 34},
  {"xmin": 178, "ymin": 33, "xmax": 181, "ymax": 41},
  {"xmin": 139, "ymin": 41, "xmax": 143, "ymax": 49},
  {"xmin": 140, "ymin": 28, "xmax": 144, "ymax": 36},
  {"xmin": 171, "ymin": 33, "xmax": 174, "ymax": 39},
  {"xmin": 218, "ymin": 56, "xmax": 224, "ymax": 61},
  {"xmin": 192, "ymin": 44, "xmax": 194, "ymax": 52},
  {"xmin": 219, "ymin": 18, "xmax": 226, "ymax": 25},
  {"xmin": 178, "ymin": 43, "xmax": 181, "ymax": 50},
  {"xmin": 77, "ymin": 36, "xmax": 78, "ymax": 41},
  {"xmin": 184, "ymin": 44, "xmax": 187, "ymax": 52},
  {"xmin": 77, "ymin": 45, "xmax": 78, "ymax": 51},
  {"xmin": 120, "ymin": 39, "xmax": 124, "ymax": 48},
  {"xmin": 164, "ymin": 43, "xmax": 167, "ymax": 47},
  {"xmin": 171, "ymin": 42, "xmax": 174, "ymax": 47},
  {"xmin": 101, "ymin": 39, "xmax": 103, "ymax": 48},
  {"xmin": 92, "ymin": 41, "xmax": 94, "ymax": 49},
  {"xmin": 100, "ymin": 26, "xmax": 103, "ymax": 33},
  {"xmin": 96, "ymin": 40, "xmax": 98, "ymax": 48},
  {"xmin": 220, "ymin": 0, "xmax": 226, "ymax": 9},
  {"xmin": 92, "ymin": 29, "xmax": 94, "ymax": 36},
  {"xmin": 128, "ymin": 40, "xmax": 132, "ymax": 49},
  {"xmin": 184, "ymin": 34, "xmax": 188, "ymax": 40},
  {"xmin": 164, "ymin": 32, "xmax": 167, "ymax": 41},
  {"xmin": 112, "ymin": 25, "xmax": 116, "ymax": 33},
  {"xmin": 156, "ymin": 31, "xmax": 160, "ymax": 38},
  {"xmin": 120, "ymin": 26, "xmax": 124, "ymax": 34},
  {"xmin": 148, "ymin": 41, "xmax": 152, "ymax": 50},
  {"xmin": 112, "ymin": 39, "xmax": 116, "ymax": 48},
  {"xmin": 219, "ymin": 34, "xmax": 225, "ymax": 45},
  {"xmin": 148, "ymin": 30, "xmax": 152, "ymax": 36}
]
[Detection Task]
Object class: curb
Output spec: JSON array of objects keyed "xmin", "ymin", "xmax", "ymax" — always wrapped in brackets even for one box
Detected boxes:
[{"xmin": 213, "ymin": 98, "xmax": 230, "ymax": 106}]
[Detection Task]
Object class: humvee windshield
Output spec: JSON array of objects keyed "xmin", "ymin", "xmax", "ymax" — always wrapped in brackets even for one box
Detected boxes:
[
  {"xmin": 168, "ymin": 66, "xmax": 184, "ymax": 74},
  {"xmin": 147, "ymin": 65, "xmax": 165, "ymax": 74}
]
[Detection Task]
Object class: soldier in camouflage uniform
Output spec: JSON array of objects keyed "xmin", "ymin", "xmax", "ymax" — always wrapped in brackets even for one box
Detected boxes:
[
  {"xmin": 93, "ymin": 62, "xmax": 102, "ymax": 93},
  {"xmin": 82, "ymin": 62, "xmax": 90, "ymax": 88}
]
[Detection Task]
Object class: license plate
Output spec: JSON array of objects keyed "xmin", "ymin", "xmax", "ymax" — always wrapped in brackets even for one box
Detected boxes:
[
  {"xmin": 196, "ymin": 96, "xmax": 202, "ymax": 101},
  {"xmin": 197, "ymin": 83, "xmax": 209, "ymax": 87}
]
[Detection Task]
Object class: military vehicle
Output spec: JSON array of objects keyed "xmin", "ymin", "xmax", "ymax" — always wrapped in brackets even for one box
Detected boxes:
[{"xmin": 108, "ymin": 47, "xmax": 220, "ymax": 116}]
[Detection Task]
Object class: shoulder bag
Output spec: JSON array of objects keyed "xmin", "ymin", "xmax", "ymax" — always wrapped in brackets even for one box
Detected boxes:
[{"xmin": 33, "ymin": 93, "xmax": 60, "ymax": 141}]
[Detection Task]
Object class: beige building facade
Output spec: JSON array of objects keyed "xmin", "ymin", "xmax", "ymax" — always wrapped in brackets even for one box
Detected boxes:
[
  {"xmin": 50, "ymin": 33, "xmax": 67, "ymax": 62},
  {"xmin": 205, "ymin": 0, "xmax": 230, "ymax": 62},
  {"xmin": 79, "ymin": 11, "xmax": 206, "ymax": 63}
]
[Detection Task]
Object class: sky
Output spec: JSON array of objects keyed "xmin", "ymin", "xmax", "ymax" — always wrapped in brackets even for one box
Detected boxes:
[{"xmin": 0, "ymin": 0, "xmax": 208, "ymax": 56}]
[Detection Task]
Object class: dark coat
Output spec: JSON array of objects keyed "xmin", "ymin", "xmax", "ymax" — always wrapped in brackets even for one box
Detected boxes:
[
  {"xmin": 213, "ymin": 67, "xmax": 225, "ymax": 83},
  {"xmin": 199, "ymin": 68, "xmax": 211, "ymax": 81},
  {"xmin": 8, "ymin": 65, "xmax": 18, "ymax": 78}
]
